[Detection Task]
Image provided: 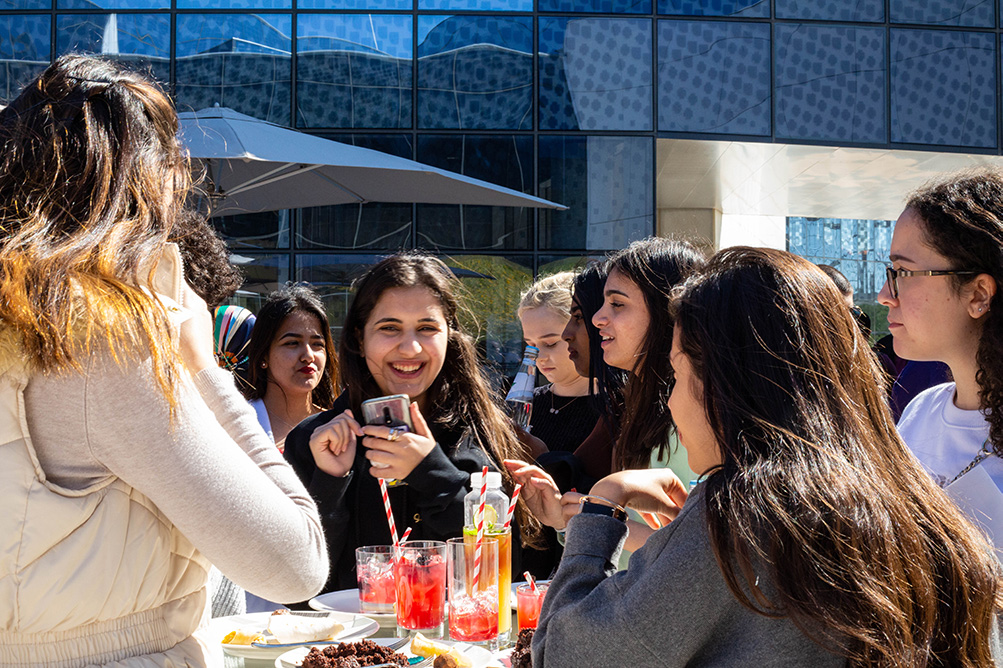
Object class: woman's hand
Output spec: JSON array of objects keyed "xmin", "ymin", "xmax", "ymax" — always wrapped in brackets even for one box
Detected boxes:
[
  {"xmin": 504, "ymin": 460, "xmax": 568, "ymax": 529},
  {"xmin": 362, "ymin": 402, "xmax": 436, "ymax": 480},
  {"xmin": 588, "ymin": 468, "xmax": 688, "ymax": 529},
  {"xmin": 177, "ymin": 282, "xmax": 216, "ymax": 375},
  {"xmin": 309, "ymin": 409, "xmax": 363, "ymax": 478}
]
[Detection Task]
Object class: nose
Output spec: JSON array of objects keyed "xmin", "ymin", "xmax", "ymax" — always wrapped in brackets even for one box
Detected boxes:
[
  {"xmin": 398, "ymin": 332, "xmax": 422, "ymax": 356},
  {"xmin": 876, "ymin": 279, "xmax": 895, "ymax": 307},
  {"xmin": 562, "ymin": 319, "xmax": 575, "ymax": 342},
  {"xmin": 592, "ymin": 304, "xmax": 609, "ymax": 329}
]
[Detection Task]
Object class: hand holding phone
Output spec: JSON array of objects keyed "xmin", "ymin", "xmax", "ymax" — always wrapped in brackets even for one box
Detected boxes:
[{"xmin": 360, "ymin": 397, "xmax": 435, "ymax": 481}]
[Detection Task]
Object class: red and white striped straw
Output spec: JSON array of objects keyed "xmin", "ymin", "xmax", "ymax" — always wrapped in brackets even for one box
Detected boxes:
[
  {"xmin": 473, "ymin": 465, "xmax": 488, "ymax": 588},
  {"xmin": 400, "ymin": 527, "xmax": 413, "ymax": 544},
  {"xmin": 523, "ymin": 570, "xmax": 537, "ymax": 594},
  {"xmin": 379, "ymin": 478, "xmax": 399, "ymax": 548},
  {"xmin": 503, "ymin": 483, "xmax": 522, "ymax": 529}
]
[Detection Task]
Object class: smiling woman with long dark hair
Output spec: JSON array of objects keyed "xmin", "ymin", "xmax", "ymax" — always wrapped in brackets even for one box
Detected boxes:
[{"xmin": 532, "ymin": 247, "xmax": 1003, "ymax": 667}]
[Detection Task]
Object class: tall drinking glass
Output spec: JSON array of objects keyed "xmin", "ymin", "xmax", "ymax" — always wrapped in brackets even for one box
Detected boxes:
[
  {"xmin": 355, "ymin": 545, "xmax": 396, "ymax": 614},
  {"xmin": 394, "ymin": 540, "xmax": 447, "ymax": 639},
  {"xmin": 516, "ymin": 582, "xmax": 548, "ymax": 630},
  {"xmin": 464, "ymin": 525, "xmax": 511, "ymax": 643},
  {"xmin": 447, "ymin": 537, "xmax": 499, "ymax": 650}
]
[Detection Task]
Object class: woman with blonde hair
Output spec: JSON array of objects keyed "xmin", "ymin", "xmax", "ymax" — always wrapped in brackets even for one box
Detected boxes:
[
  {"xmin": 0, "ymin": 55, "xmax": 327, "ymax": 665},
  {"xmin": 517, "ymin": 271, "xmax": 598, "ymax": 452}
]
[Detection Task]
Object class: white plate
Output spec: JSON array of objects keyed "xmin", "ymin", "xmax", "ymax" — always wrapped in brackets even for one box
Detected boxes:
[
  {"xmin": 274, "ymin": 637, "xmax": 498, "ymax": 668},
  {"xmin": 309, "ymin": 589, "xmax": 397, "ymax": 625},
  {"xmin": 509, "ymin": 580, "xmax": 550, "ymax": 610},
  {"xmin": 216, "ymin": 610, "xmax": 379, "ymax": 660}
]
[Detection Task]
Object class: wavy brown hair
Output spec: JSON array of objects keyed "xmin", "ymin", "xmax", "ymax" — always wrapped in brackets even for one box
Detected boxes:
[
  {"xmin": 0, "ymin": 55, "xmax": 189, "ymax": 398},
  {"xmin": 673, "ymin": 247, "xmax": 1002, "ymax": 667},
  {"xmin": 905, "ymin": 169, "xmax": 1003, "ymax": 456},
  {"xmin": 340, "ymin": 251, "xmax": 541, "ymax": 544},
  {"xmin": 605, "ymin": 237, "xmax": 705, "ymax": 470},
  {"xmin": 244, "ymin": 283, "xmax": 338, "ymax": 409}
]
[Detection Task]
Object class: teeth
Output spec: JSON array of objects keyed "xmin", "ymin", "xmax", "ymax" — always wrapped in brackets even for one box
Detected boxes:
[
  {"xmin": 602, "ymin": 336, "xmax": 613, "ymax": 341},
  {"xmin": 392, "ymin": 363, "xmax": 422, "ymax": 373}
]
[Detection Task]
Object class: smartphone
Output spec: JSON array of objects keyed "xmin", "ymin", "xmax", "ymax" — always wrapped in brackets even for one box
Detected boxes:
[{"xmin": 361, "ymin": 394, "xmax": 414, "ymax": 431}]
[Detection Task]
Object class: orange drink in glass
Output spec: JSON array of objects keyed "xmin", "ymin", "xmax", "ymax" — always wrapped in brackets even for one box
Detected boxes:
[{"xmin": 464, "ymin": 525, "xmax": 511, "ymax": 643}]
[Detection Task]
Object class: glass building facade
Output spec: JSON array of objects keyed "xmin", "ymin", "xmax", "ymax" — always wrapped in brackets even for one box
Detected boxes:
[{"xmin": 2, "ymin": 0, "xmax": 1001, "ymax": 355}]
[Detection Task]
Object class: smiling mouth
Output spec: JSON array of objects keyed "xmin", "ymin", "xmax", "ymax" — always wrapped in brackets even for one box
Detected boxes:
[
  {"xmin": 600, "ymin": 334, "xmax": 614, "ymax": 346},
  {"xmin": 390, "ymin": 362, "xmax": 424, "ymax": 376}
]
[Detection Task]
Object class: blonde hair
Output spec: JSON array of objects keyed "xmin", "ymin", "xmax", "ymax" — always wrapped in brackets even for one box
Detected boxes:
[{"xmin": 518, "ymin": 271, "xmax": 576, "ymax": 320}]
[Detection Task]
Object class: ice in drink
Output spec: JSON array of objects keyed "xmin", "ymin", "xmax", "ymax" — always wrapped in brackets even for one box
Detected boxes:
[
  {"xmin": 356, "ymin": 546, "xmax": 396, "ymax": 613},
  {"xmin": 463, "ymin": 526, "xmax": 511, "ymax": 642},
  {"xmin": 449, "ymin": 589, "xmax": 499, "ymax": 642},
  {"xmin": 447, "ymin": 536, "xmax": 500, "ymax": 649},
  {"xmin": 516, "ymin": 582, "xmax": 548, "ymax": 630}
]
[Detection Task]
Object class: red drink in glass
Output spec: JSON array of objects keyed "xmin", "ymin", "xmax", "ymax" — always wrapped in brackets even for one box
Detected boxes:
[
  {"xmin": 449, "ymin": 589, "xmax": 499, "ymax": 642},
  {"xmin": 516, "ymin": 582, "xmax": 548, "ymax": 630},
  {"xmin": 395, "ymin": 541, "xmax": 447, "ymax": 637},
  {"xmin": 356, "ymin": 545, "xmax": 396, "ymax": 613}
]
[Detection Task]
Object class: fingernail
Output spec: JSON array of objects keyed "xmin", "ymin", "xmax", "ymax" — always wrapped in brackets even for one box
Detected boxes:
[{"xmin": 570, "ymin": 488, "xmax": 577, "ymax": 493}]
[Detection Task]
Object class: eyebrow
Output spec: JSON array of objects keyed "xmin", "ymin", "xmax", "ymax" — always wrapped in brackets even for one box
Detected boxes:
[
  {"xmin": 372, "ymin": 316, "xmax": 441, "ymax": 325},
  {"xmin": 888, "ymin": 253, "xmax": 916, "ymax": 263},
  {"xmin": 604, "ymin": 288, "xmax": 630, "ymax": 298}
]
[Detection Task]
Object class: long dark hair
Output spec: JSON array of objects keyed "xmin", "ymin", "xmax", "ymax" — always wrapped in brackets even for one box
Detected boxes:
[
  {"xmin": 0, "ymin": 54, "xmax": 189, "ymax": 400},
  {"xmin": 605, "ymin": 237, "xmax": 705, "ymax": 470},
  {"xmin": 674, "ymin": 247, "xmax": 1002, "ymax": 667},
  {"xmin": 571, "ymin": 262, "xmax": 625, "ymax": 428},
  {"xmin": 905, "ymin": 169, "xmax": 1003, "ymax": 456},
  {"xmin": 340, "ymin": 252, "xmax": 540, "ymax": 542},
  {"xmin": 244, "ymin": 284, "xmax": 338, "ymax": 409}
]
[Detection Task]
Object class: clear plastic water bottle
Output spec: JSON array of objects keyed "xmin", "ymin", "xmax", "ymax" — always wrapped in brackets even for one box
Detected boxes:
[{"xmin": 505, "ymin": 345, "xmax": 538, "ymax": 429}]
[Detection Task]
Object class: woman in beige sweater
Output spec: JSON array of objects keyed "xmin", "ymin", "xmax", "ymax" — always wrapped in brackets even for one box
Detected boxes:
[{"xmin": 0, "ymin": 55, "xmax": 328, "ymax": 666}]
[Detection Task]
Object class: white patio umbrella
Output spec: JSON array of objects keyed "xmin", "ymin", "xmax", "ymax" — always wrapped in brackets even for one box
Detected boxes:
[{"xmin": 178, "ymin": 107, "xmax": 566, "ymax": 216}]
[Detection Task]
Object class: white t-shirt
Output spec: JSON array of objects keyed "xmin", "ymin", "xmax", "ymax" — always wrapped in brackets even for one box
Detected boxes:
[{"xmin": 897, "ymin": 382, "xmax": 1003, "ymax": 491}]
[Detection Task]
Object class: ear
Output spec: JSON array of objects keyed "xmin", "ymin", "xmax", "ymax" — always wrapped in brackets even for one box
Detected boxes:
[{"xmin": 969, "ymin": 273, "xmax": 997, "ymax": 319}]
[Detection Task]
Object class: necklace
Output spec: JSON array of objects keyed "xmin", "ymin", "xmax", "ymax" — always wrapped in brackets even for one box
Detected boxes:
[
  {"xmin": 945, "ymin": 438, "xmax": 993, "ymax": 487},
  {"xmin": 550, "ymin": 392, "xmax": 583, "ymax": 415}
]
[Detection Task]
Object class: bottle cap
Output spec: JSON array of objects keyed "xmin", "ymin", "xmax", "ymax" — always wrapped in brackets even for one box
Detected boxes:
[
  {"xmin": 470, "ymin": 471, "xmax": 503, "ymax": 489},
  {"xmin": 523, "ymin": 345, "xmax": 539, "ymax": 360}
]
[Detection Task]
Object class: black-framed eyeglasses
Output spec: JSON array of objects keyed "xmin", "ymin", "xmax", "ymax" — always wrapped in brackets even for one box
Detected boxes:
[{"xmin": 884, "ymin": 266, "xmax": 978, "ymax": 299}]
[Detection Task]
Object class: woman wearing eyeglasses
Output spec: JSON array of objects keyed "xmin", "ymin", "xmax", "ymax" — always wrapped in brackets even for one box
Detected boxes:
[{"xmin": 878, "ymin": 169, "xmax": 1003, "ymax": 531}]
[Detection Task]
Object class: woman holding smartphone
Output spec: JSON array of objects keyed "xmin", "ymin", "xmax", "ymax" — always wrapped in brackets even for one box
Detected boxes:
[{"xmin": 284, "ymin": 252, "xmax": 538, "ymax": 593}]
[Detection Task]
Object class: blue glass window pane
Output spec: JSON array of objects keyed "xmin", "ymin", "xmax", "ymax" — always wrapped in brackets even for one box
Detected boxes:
[
  {"xmin": 775, "ymin": 0, "xmax": 883, "ymax": 22},
  {"xmin": 538, "ymin": 136, "xmax": 652, "ymax": 251},
  {"xmin": 420, "ymin": 0, "xmax": 529, "ymax": 12},
  {"xmin": 890, "ymin": 0, "xmax": 993, "ymax": 28},
  {"xmin": 299, "ymin": 0, "xmax": 408, "ymax": 9},
  {"xmin": 541, "ymin": 0, "xmax": 648, "ymax": 16},
  {"xmin": 418, "ymin": 16, "xmax": 532, "ymax": 130},
  {"xmin": 228, "ymin": 252, "xmax": 291, "ymax": 304},
  {"xmin": 298, "ymin": 135, "xmax": 413, "ymax": 251},
  {"xmin": 297, "ymin": 15, "xmax": 412, "ymax": 129},
  {"xmin": 179, "ymin": 0, "xmax": 288, "ymax": 10},
  {"xmin": 56, "ymin": 15, "xmax": 170, "ymax": 84},
  {"xmin": 2, "ymin": 0, "xmax": 50, "ymax": 9},
  {"xmin": 215, "ymin": 211, "xmax": 291, "ymax": 250},
  {"xmin": 58, "ymin": 0, "xmax": 165, "ymax": 9},
  {"xmin": 775, "ymin": 25, "xmax": 886, "ymax": 143},
  {"xmin": 539, "ymin": 18, "xmax": 652, "ymax": 131},
  {"xmin": 890, "ymin": 29, "xmax": 995, "ymax": 148},
  {"xmin": 175, "ymin": 14, "xmax": 291, "ymax": 126},
  {"xmin": 415, "ymin": 134, "xmax": 533, "ymax": 250},
  {"xmin": 658, "ymin": 0, "xmax": 766, "ymax": 17},
  {"xmin": 657, "ymin": 21, "xmax": 769, "ymax": 135},
  {"xmin": 0, "ymin": 15, "xmax": 49, "ymax": 103}
]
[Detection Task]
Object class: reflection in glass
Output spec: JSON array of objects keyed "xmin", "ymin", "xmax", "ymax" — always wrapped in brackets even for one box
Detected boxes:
[
  {"xmin": 0, "ymin": 15, "xmax": 49, "ymax": 103},
  {"xmin": 213, "ymin": 210, "xmax": 291, "ymax": 250},
  {"xmin": 296, "ymin": 135, "xmax": 413, "ymax": 249},
  {"xmin": 889, "ymin": 0, "xmax": 993, "ymax": 28},
  {"xmin": 420, "ymin": 0, "xmax": 529, "ymax": 12},
  {"xmin": 56, "ymin": 14, "xmax": 170, "ymax": 84},
  {"xmin": 890, "ymin": 29, "xmax": 995, "ymax": 148},
  {"xmin": 227, "ymin": 253, "xmax": 291, "ymax": 311},
  {"xmin": 175, "ymin": 14, "xmax": 291, "ymax": 125},
  {"xmin": 418, "ymin": 16, "xmax": 532, "ymax": 130},
  {"xmin": 775, "ymin": 0, "xmax": 882, "ymax": 22},
  {"xmin": 775, "ymin": 24, "xmax": 885, "ymax": 143},
  {"xmin": 787, "ymin": 217, "xmax": 893, "ymax": 303},
  {"xmin": 415, "ymin": 135, "xmax": 532, "ymax": 250},
  {"xmin": 442, "ymin": 254, "xmax": 533, "ymax": 386},
  {"xmin": 658, "ymin": 0, "xmax": 766, "ymax": 17},
  {"xmin": 300, "ymin": 0, "xmax": 408, "ymax": 9},
  {"xmin": 297, "ymin": 15, "xmax": 412, "ymax": 129},
  {"xmin": 57, "ymin": 0, "xmax": 165, "ymax": 9},
  {"xmin": 540, "ymin": 0, "xmax": 648, "ymax": 16},
  {"xmin": 4, "ymin": 0, "xmax": 50, "ymax": 8},
  {"xmin": 179, "ymin": 0, "xmax": 289, "ymax": 10},
  {"xmin": 538, "ymin": 136, "xmax": 652, "ymax": 251},
  {"xmin": 539, "ymin": 18, "xmax": 651, "ymax": 131},
  {"xmin": 295, "ymin": 254, "xmax": 398, "ymax": 340},
  {"xmin": 658, "ymin": 20, "xmax": 769, "ymax": 135}
]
